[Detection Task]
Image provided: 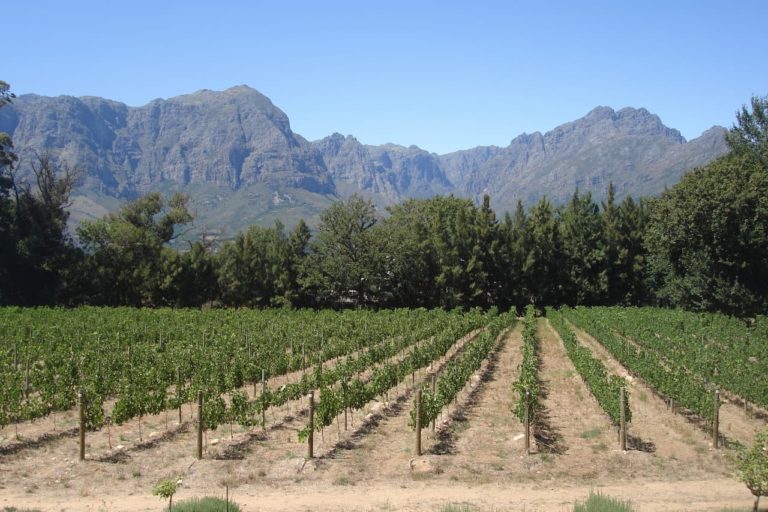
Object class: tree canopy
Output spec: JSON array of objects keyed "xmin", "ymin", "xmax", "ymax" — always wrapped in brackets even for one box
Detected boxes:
[
  {"xmin": 646, "ymin": 96, "xmax": 768, "ymax": 316},
  {"xmin": 0, "ymin": 78, "xmax": 765, "ymax": 316}
]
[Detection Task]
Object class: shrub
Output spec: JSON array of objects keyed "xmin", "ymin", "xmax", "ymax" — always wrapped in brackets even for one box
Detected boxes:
[
  {"xmin": 574, "ymin": 492, "xmax": 635, "ymax": 512},
  {"xmin": 170, "ymin": 497, "xmax": 242, "ymax": 512}
]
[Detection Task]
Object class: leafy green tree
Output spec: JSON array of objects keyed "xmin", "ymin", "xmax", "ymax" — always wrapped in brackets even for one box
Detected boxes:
[
  {"xmin": 151, "ymin": 477, "xmax": 179, "ymax": 512},
  {"xmin": 377, "ymin": 198, "xmax": 440, "ymax": 307},
  {"xmin": 300, "ymin": 195, "xmax": 383, "ymax": 307},
  {"xmin": 726, "ymin": 95, "xmax": 768, "ymax": 164},
  {"xmin": 612, "ymin": 195, "xmax": 649, "ymax": 304},
  {"xmin": 735, "ymin": 427, "xmax": 768, "ymax": 512},
  {"xmin": 560, "ymin": 190, "xmax": 606, "ymax": 305},
  {"xmin": 524, "ymin": 197, "xmax": 566, "ymax": 307},
  {"xmin": 217, "ymin": 221, "xmax": 297, "ymax": 307},
  {"xmin": 646, "ymin": 96, "xmax": 768, "ymax": 316},
  {"xmin": 0, "ymin": 81, "xmax": 17, "ymax": 304},
  {"xmin": 157, "ymin": 240, "xmax": 218, "ymax": 307},
  {"xmin": 287, "ymin": 219, "xmax": 312, "ymax": 306},
  {"xmin": 501, "ymin": 200, "xmax": 531, "ymax": 309},
  {"xmin": 77, "ymin": 192, "xmax": 193, "ymax": 305},
  {"xmin": 645, "ymin": 151, "xmax": 768, "ymax": 315},
  {"xmin": 379, "ymin": 195, "xmax": 499, "ymax": 308},
  {"xmin": 475, "ymin": 194, "xmax": 505, "ymax": 307}
]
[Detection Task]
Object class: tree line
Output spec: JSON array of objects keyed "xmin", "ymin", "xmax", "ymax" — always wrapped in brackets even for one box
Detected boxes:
[{"xmin": 1, "ymin": 80, "xmax": 766, "ymax": 316}]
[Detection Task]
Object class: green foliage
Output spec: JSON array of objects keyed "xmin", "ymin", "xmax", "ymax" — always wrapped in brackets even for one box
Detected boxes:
[
  {"xmin": 152, "ymin": 478, "xmax": 179, "ymax": 500},
  {"xmin": 300, "ymin": 194, "xmax": 383, "ymax": 307},
  {"xmin": 560, "ymin": 191, "xmax": 607, "ymax": 305},
  {"xmin": 513, "ymin": 306, "xmax": 540, "ymax": 423},
  {"xmin": 379, "ymin": 195, "xmax": 506, "ymax": 309},
  {"xmin": 217, "ymin": 221, "xmax": 299, "ymax": 307},
  {"xmin": 645, "ymin": 151, "xmax": 768, "ymax": 316},
  {"xmin": 563, "ymin": 307, "xmax": 750, "ymax": 421},
  {"xmin": 77, "ymin": 192, "xmax": 193, "ymax": 306},
  {"xmin": 0, "ymin": 80, "xmax": 16, "ymax": 171},
  {"xmin": 0, "ymin": 82, "xmax": 79, "ymax": 306},
  {"xmin": 410, "ymin": 312, "xmax": 514, "ymax": 429},
  {"xmin": 726, "ymin": 95, "xmax": 768, "ymax": 164},
  {"xmin": 735, "ymin": 428, "xmax": 768, "ymax": 501},
  {"xmin": 573, "ymin": 492, "xmax": 635, "ymax": 512},
  {"xmin": 525, "ymin": 199, "xmax": 569, "ymax": 307},
  {"xmin": 646, "ymin": 96, "xmax": 768, "ymax": 317},
  {"xmin": 548, "ymin": 308, "xmax": 630, "ymax": 425},
  {"xmin": 170, "ymin": 497, "xmax": 241, "ymax": 512},
  {"xmin": 574, "ymin": 307, "xmax": 768, "ymax": 410}
]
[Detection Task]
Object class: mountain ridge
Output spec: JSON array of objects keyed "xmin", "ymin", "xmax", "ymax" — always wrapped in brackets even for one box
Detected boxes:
[{"xmin": 0, "ymin": 85, "xmax": 729, "ymax": 234}]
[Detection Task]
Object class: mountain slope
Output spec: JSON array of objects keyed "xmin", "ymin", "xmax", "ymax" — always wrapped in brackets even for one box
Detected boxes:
[
  {"xmin": 0, "ymin": 86, "xmax": 729, "ymax": 234},
  {"xmin": 439, "ymin": 106, "xmax": 728, "ymax": 207}
]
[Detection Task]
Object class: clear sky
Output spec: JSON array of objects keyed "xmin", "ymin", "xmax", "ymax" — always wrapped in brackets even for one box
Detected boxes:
[{"xmin": 6, "ymin": 1, "xmax": 767, "ymax": 154}]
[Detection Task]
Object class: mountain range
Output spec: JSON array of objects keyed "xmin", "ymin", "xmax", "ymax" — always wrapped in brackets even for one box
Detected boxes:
[{"xmin": 0, "ymin": 85, "xmax": 729, "ymax": 237}]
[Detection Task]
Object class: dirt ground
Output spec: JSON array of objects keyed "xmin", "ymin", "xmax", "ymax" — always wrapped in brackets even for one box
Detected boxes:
[{"xmin": 0, "ymin": 321, "xmax": 760, "ymax": 511}]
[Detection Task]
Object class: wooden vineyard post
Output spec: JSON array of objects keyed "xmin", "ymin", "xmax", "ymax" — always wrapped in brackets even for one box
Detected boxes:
[
  {"xmin": 415, "ymin": 388, "xmax": 422, "ymax": 456},
  {"xmin": 713, "ymin": 389, "xmax": 720, "ymax": 449},
  {"xmin": 196, "ymin": 391, "xmax": 203, "ymax": 459},
  {"xmin": 431, "ymin": 375, "xmax": 436, "ymax": 433},
  {"xmin": 78, "ymin": 390, "xmax": 85, "ymax": 461},
  {"xmin": 524, "ymin": 389, "xmax": 530, "ymax": 455},
  {"xmin": 308, "ymin": 391, "xmax": 315, "ymax": 459},
  {"xmin": 620, "ymin": 387, "xmax": 627, "ymax": 451},
  {"xmin": 261, "ymin": 369, "xmax": 267, "ymax": 430}
]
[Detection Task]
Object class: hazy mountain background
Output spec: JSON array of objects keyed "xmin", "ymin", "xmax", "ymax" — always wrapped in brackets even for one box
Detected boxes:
[{"xmin": 0, "ymin": 85, "xmax": 728, "ymax": 238}]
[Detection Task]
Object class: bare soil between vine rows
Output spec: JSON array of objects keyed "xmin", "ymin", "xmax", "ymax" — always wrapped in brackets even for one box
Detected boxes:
[{"xmin": 0, "ymin": 321, "xmax": 757, "ymax": 511}]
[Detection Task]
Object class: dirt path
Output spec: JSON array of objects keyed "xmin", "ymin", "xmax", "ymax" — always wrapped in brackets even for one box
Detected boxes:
[
  {"xmin": 438, "ymin": 324, "xmax": 524, "ymax": 478},
  {"xmin": 308, "ymin": 327, "xmax": 497, "ymax": 484},
  {"xmin": 0, "ymin": 478, "xmax": 753, "ymax": 511},
  {"xmin": 530, "ymin": 319, "xmax": 626, "ymax": 481}
]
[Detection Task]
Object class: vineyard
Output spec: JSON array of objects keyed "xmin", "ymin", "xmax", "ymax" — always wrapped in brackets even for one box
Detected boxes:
[{"xmin": 0, "ymin": 306, "xmax": 766, "ymax": 511}]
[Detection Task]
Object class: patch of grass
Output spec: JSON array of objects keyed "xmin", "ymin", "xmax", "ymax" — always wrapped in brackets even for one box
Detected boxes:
[
  {"xmin": 132, "ymin": 469, "xmax": 142, "ymax": 478},
  {"xmin": 440, "ymin": 503, "xmax": 477, "ymax": 512},
  {"xmin": 591, "ymin": 442, "xmax": 609, "ymax": 454},
  {"xmin": 332, "ymin": 475, "xmax": 354, "ymax": 486},
  {"xmin": 3, "ymin": 508, "xmax": 44, "ymax": 512},
  {"xmin": 171, "ymin": 497, "xmax": 241, "ymax": 512},
  {"xmin": 410, "ymin": 471, "xmax": 434, "ymax": 481},
  {"xmin": 580, "ymin": 427, "xmax": 602, "ymax": 439},
  {"xmin": 451, "ymin": 420, "xmax": 470, "ymax": 435},
  {"xmin": 574, "ymin": 492, "xmax": 635, "ymax": 512}
]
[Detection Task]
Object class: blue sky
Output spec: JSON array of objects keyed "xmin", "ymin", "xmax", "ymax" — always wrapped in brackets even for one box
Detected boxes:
[{"xmin": 6, "ymin": 1, "xmax": 767, "ymax": 154}]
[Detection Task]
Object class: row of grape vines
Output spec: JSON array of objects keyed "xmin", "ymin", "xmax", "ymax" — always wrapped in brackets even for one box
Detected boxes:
[
  {"xmin": 562, "ymin": 307, "xmax": 716, "ymax": 421},
  {"xmin": 0, "ymin": 308, "xmax": 491, "ymax": 435},
  {"xmin": 411, "ymin": 312, "xmax": 516, "ymax": 429},
  {"xmin": 513, "ymin": 306, "xmax": 540, "ymax": 423},
  {"xmin": 547, "ymin": 309, "xmax": 630, "ymax": 426},
  {"xmin": 569, "ymin": 307, "xmax": 768, "ymax": 410}
]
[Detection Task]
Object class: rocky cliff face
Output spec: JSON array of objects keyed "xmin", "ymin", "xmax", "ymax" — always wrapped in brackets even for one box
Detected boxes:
[
  {"xmin": 439, "ymin": 106, "xmax": 727, "ymax": 207},
  {"xmin": 3, "ymin": 86, "xmax": 334, "ymax": 199},
  {"xmin": 312, "ymin": 133, "xmax": 453, "ymax": 205},
  {"xmin": 0, "ymin": 86, "xmax": 729, "ymax": 232}
]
